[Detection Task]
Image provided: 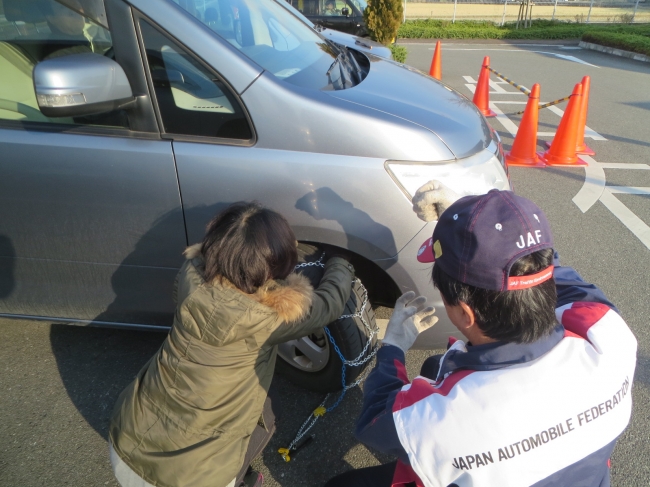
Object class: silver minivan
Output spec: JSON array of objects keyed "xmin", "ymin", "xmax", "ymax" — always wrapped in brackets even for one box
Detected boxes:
[{"xmin": 0, "ymin": 0, "xmax": 509, "ymax": 390}]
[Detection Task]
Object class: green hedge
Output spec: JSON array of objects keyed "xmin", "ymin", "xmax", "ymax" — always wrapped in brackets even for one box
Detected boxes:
[
  {"xmin": 398, "ymin": 19, "xmax": 650, "ymax": 40},
  {"xmin": 389, "ymin": 44, "xmax": 408, "ymax": 62},
  {"xmin": 582, "ymin": 31, "xmax": 650, "ymax": 56}
]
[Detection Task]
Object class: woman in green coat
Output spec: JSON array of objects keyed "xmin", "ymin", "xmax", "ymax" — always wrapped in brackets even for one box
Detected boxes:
[{"xmin": 109, "ymin": 202, "xmax": 354, "ymax": 487}]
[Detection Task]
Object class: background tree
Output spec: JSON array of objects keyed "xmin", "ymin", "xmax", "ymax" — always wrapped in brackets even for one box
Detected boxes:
[{"xmin": 364, "ymin": 0, "xmax": 403, "ymax": 45}]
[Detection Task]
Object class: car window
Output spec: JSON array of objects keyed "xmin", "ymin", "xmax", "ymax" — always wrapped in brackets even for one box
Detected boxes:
[
  {"xmin": 321, "ymin": 0, "xmax": 346, "ymax": 16},
  {"xmin": 139, "ymin": 19, "xmax": 252, "ymax": 140},
  {"xmin": 0, "ymin": 0, "xmax": 128, "ymax": 127},
  {"xmin": 348, "ymin": 0, "xmax": 366, "ymax": 13},
  {"xmin": 290, "ymin": 0, "xmax": 318, "ymax": 15},
  {"xmin": 289, "ymin": 0, "xmax": 321, "ymax": 15},
  {"xmin": 166, "ymin": 0, "xmax": 355, "ymax": 90}
]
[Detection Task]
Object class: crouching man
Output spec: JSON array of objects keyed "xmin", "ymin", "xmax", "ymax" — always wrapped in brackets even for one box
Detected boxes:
[{"xmin": 325, "ymin": 185, "xmax": 637, "ymax": 487}]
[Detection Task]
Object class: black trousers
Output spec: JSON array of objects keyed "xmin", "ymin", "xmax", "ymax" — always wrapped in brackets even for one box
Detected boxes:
[
  {"xmin": 234, "ymin": 386, "xmax": 280, "ymax": 484},
  {"xmin": 324, "ymin": 461, "xmax": 405, "ymax": 487}
]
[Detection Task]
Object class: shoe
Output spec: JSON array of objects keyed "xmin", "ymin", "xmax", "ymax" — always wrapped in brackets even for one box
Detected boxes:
[{"xmin": 238, "ymin": 469, "xmax": 263, "ymax": 487}]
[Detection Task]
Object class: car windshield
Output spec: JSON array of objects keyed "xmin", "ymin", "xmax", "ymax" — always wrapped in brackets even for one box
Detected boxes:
[{"xmin": 168, "ymin": 0, "xmax": 359, "ymax": 90}]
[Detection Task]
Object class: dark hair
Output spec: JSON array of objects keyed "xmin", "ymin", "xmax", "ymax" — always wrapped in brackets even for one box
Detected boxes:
[
  {"xmin": 201, "ymin": 202, "xmax": 298, "ymax": 294},
  {"xmin": 432, "ymin": 248, "xmax": 557, "ymax": 343}
]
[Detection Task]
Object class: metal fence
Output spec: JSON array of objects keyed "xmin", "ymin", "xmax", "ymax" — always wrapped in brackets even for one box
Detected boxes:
[{"xmin": 403, "ymin": 0, "xmax": 650, "ymax": 24}]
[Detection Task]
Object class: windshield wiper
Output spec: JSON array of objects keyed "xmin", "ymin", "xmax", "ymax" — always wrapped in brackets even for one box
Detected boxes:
[
  {"xmin": 342, "ymin": 46, "xmax": 364, "ymax": 84},
  {"xmin": 326, "ymin": 51, "xmax": 349, "ymax": 89},
  {"xmin": 326, "ymin": 46, "xmax": 363, "ymax": 89}
]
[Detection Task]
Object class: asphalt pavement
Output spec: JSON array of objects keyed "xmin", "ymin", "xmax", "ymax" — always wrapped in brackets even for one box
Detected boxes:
[{"xmin": 1, "ymin": 40, "xmax": 649, "ymax": 486}]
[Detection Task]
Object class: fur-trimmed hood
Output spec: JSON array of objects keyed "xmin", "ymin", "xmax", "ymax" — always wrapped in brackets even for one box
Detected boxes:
[{"xmin": 183, "ymin": 243, "xmax": 313, "ymax": 324}]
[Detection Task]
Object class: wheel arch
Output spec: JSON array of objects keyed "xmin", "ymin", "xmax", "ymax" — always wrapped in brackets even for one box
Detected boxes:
[{"xmin": 297, "ymin": 240, "xmax": 400, "ymax": 308}]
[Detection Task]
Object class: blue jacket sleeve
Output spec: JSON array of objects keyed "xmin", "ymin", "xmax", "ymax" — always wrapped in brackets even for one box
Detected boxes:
[
  {"xmin": 554, "ymin": 252, "xmax": 618, "ymax": 313},
  {"xmin": 355, "ymin": 345, "xmax": 410, "ymax": 463}
]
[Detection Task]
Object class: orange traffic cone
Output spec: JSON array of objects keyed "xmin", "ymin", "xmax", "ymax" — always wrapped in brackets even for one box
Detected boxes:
[
  {"xmin": 544, "ymin": 76, "xmax": 595, "ymax": 155},
  {"xmin": 429, "ymin": 41, "xmax": 442, "ymax": 80},
  {"xmin": 576, "ymin": 75, "xmax": 595, "ymax": 155},
  {"xmin": 473, "ymin": 56, "xmax": 496, "ymax": 118},
  {"xmin": 538, "ymin": 83, "xmax": 587, "ymax": 166},
  {"xmin": 506, "ymin": 84, "xmax": 545, "ymax": 167}
]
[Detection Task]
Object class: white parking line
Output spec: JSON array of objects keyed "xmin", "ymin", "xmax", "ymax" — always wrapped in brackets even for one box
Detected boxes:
[
  {"xmin": 571, "ymin": 156, "xmax": 650, "ymax": 250},
  {"xmin": 608, "ymin": 187, "xmax": 650, "ymax": 196},
  {"xmin": 463, "ymin": 76, "xmax": 527, "ymax": 94},
  {"xmin": 599, "ymin": 190, "xmax": 650, "ymax": 250},
  {"xmin": 551, "ymin": 53, "xmax": 598, "ymax": 67},
  {"xmin": 573, "ymin": 161, "xmax": 650, "ymax": 212},
  {"xmin": 490, "ymin": 102, "xmax": 558, "ymax": 137},
  {"xmin": 490, "ymin": 80, "xmax": 519, "ymax": 94},
  {"xmin": 573, "ymin": 155, "xmax": 606, "ymax": 212},
  {"xmin": 442, "ymin": 48, "xmax": 562, "ymax": 51},
  {"xmin": 488, "ymin": 102, "xmax": 519, "ymax": 136},
  {"xmin": 600, "ymin": 163, "xmax": 650, "ymax": 170},
  {"xmin": 446, "ymin": 48, "xmax": 599, "ymax": 67},
  {"xmin": 464, "ymin": 83, "xmax": 526, "ymax": 96},
  {"xmin": 422, "ymin": 44, "xmax": 567, "ymax": 47}
]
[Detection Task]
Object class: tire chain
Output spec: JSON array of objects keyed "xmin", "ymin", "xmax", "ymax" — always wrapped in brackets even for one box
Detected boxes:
[{"xmin": 279, "ymin": 255, "xmax": 380, "ymax": 462}]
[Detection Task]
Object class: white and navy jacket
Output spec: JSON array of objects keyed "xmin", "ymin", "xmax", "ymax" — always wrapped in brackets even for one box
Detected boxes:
[{"xmin": 356, "ymin": 257, "xmax": 637, "ymax": 487}]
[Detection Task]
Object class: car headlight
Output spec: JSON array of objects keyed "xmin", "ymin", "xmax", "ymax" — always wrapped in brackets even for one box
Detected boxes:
[{"xmin": 385, "ymin": 147, "xmax": 510, "ymax": 201}]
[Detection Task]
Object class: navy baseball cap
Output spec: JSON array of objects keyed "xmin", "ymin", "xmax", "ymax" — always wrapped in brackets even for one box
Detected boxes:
[{"xmin": 416, "ymin": 190, "xmax": 554, "ymax": 291}]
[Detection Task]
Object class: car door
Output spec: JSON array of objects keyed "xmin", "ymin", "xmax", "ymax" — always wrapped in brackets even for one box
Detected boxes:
[
  {"xmin": 0, "ymin": 0, "xmax": 186, "ymax": 327},
  {"xmin": 133, "ymin": 12, "xmax": 257, "ymax": 242},
  {"xmin": 345, "ymin": 0, "xmax": 366, "ymax": 36}
]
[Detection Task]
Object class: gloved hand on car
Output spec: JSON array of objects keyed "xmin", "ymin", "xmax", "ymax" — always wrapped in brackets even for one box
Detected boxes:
[
  {"xmin": 382, "ymin": 291, "xmax": 438, "ymax": 352},
  {"xmin": 412, "ymin": 179, "xmax": 461, "ymax": 222}
]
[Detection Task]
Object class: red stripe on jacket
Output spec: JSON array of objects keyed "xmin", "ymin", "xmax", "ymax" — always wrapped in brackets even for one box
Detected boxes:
[
  {"xmin": 394, "ymin": 359, "xmax": 410, "ymax": 385},
  {"xmin": 561, "ymin": 302, "xmax": 610, "ymax": 339},
  {"xmin": 392, "ymin": 460, "xmax": 425, "ymax": 487},
  {"xmin": 392, "ymin": 370, "xmax": 475, "ymax": 413}
]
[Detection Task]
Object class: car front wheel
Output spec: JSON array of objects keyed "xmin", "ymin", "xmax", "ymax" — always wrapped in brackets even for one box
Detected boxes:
[{"xmin": 275, "ymin": 244, "xmax": 377, "ymax": 393}]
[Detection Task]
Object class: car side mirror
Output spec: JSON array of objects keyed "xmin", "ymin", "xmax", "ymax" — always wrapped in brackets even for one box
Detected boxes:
[
  {"xmin": 341, "ymin": 7, "xmax": 350, "ymax": 16},
  {"xmin": 34, "ymin": 53, "xmax": 135, "ymax": 118}
]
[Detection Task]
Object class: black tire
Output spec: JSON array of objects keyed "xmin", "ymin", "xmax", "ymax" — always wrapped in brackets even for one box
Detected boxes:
[{"xmin": 275, "ymin": 244, "xmax": 377, "ymax": 393}]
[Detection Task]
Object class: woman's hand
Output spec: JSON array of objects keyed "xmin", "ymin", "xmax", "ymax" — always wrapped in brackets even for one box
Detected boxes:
[{"xmin": 325, "ymin": 254, "xmax": 354, "ymax": 275}]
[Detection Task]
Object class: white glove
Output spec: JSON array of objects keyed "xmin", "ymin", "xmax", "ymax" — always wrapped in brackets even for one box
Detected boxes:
[
  {"xmin": 382, "ymin": 291, "xmax": 439, "ymax": 352},
  {"xmin": 412, "ymin": 180, "xmax": 461, "ymax": 222}
]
